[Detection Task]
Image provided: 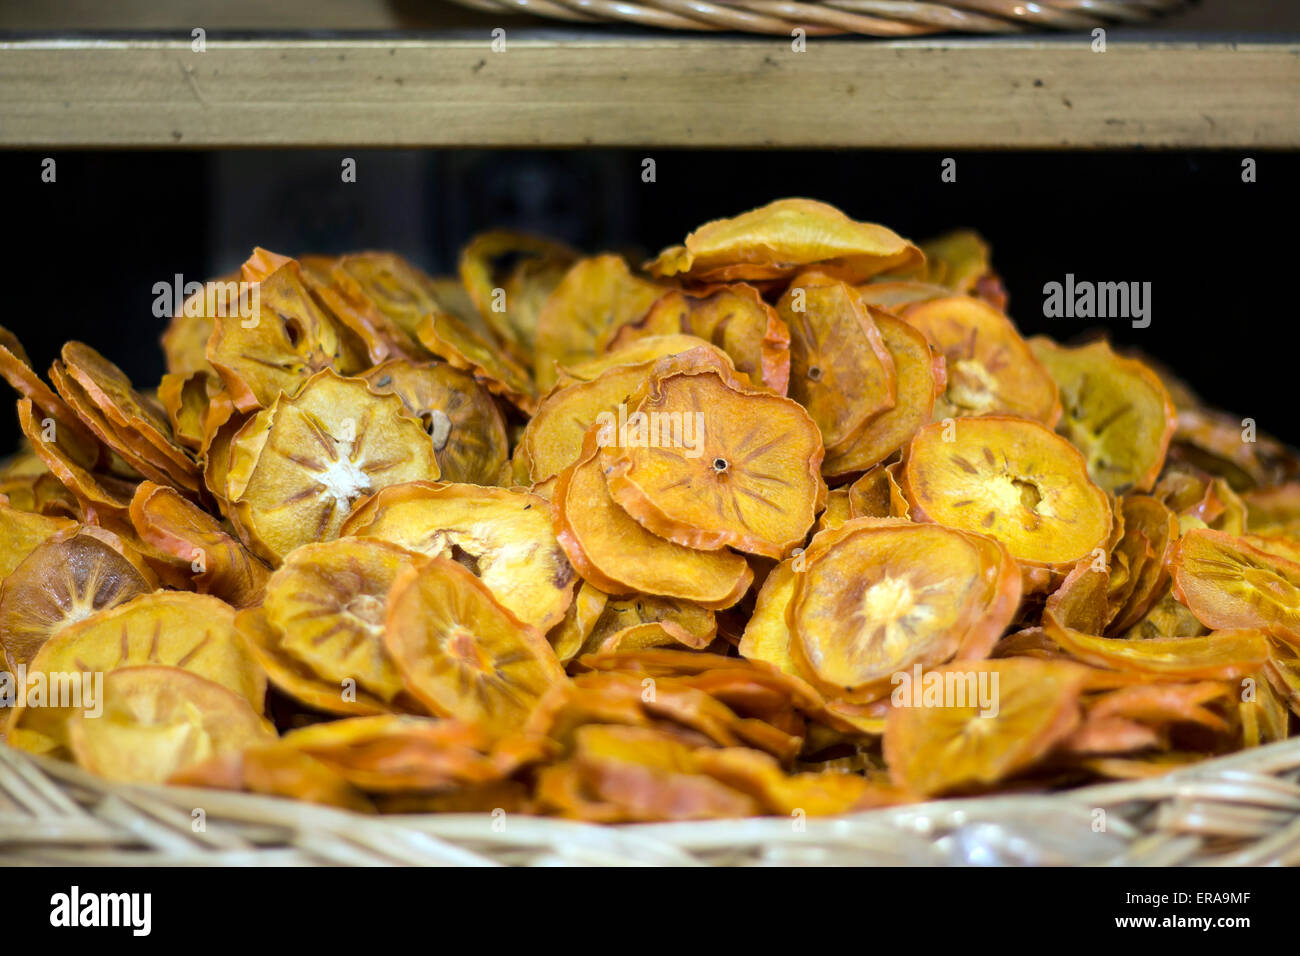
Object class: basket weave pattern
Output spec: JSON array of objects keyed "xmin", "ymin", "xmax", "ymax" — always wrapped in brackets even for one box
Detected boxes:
[
  {"xmin": 449, "ymin": 0, "xmax": 1190, "ymax": 37},
  {"xmin": 4, "ymin": 737, "xmax": 1298, "ymax": 865}
]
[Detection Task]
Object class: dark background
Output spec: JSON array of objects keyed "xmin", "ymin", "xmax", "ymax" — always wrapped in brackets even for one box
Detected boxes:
[{"xmin": 0, "ymin": 149, "xmax": 1289, "ymax": 452}]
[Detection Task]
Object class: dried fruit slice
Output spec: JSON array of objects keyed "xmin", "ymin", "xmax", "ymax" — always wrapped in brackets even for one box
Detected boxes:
[
  {"xmin": 901, "ymin": 416, "xmax": 1112, "ymax": 588},
  {"xmin": 919, "ymin": 229, "xmax": 998, "ymax": 296},
  {"xmin": 823, "ymin": 307, "xmax": 946, "ymax": 477},
  {"xmin": 229, "ymin": 369, "xmax": 437, "ymax": 564},
  {"xmin": 0, "ymin": 325, "xmax": 99, "ymax": 457},
  {"xmin": 847, "ymin": 465, "xmax": 894, "ymax": 519},
  {"xmin": 738, "ymin": 557, "xmax": 803, "ymax": 680},
  {"xmin": 1171, "ymin": 407, "xmax": 1300, "ymax": 491},
  {"xmin": 533, "ymin": 255, "xmax": 666, "ymax": 392},
  {"xmin": 790, "ymin": 520, "xmax": 1020, "ymax": 701},
  {"xmin": 883, "ymin": 659, "xmax": 1087, "ymax": 796},
  {"xmin": 1171, "ymin": 528, "xmax": 1300, "ymax": 643},
  {"xmin": 558, "ymin": 334, "xmax": 725, "ymax": 386},
  {"xmin": 0, "ymin": 499, "xmax": 76, "ymax": 578},
  {"xmin": 160, "ymin": 275, "xmax": 236, "ymax": 377},
  {"xmin": 67, "ymin": 666, "xmax": 276, "ymax": 784},
  {"xmin": 0, "ymin": 525, "xmax": 155, "ymax": 673},
  {"xmin": 1106, "ymin": 495, "xmax": 1179, "ymax": 634},
  {"xmin": 1030, "ymin": 337, "xmax": 1176, "ymax": 494},
  {"xmin": 263, "ymin": 537, "xmax": 416, "ymax": 703},
  {"xmin": 855, "ymin": 280, "xmax": 951, "ymax": 312},
  {"xmin": 17, "ymin": 399, "xmax": 135, "ymax": 521},
  {"xmin": 383, "ymin": 556, "xmax": 565, "ymax": 735},
  {"xmin": 169, "ymin": 742, "xmax": 374, "ymax": 812},
  {"xmin": 648, "ymin": 199, "xmax": 922, "ymax": 284},
  {"xmin": 693, "ymin": 747, "xmax": 893, "ymax": 816},
  {"xmin": 606, "ymin": 285, "xmax": 791, "ymax": 394},
  {"xmin": 601, "ymin": 355, "xmax": 826, "ymax": 559},
  {"xmin": 362, "ymin": 359, "xmax": 508, "ymax": 484},
  {"xmin": 458, "ymin": 230, "xmax": 578, "ymax": 356},
  {"xmin": 415, "ymin": 309, "xmax": 537, "ymax": 414},
  {"xmin": 157, "ymin": 369, "xmax": 215, "ymax": 452},
  {"xmin": 318, "ymin": 251, "xmax": 448, "ymax": 361},
  {"xmin": 902, "ymin": 296, "xmax": 1060, "ymax": 425},
  {"xmin": 547, "ymin": 580, "xmax": 609, "ymax": 665},
  {"xmin": 1245, "ymin": 483, "xmax": 1300, "ymax": 536},
  {"xmin": 1121, "ymin": 588, "xmax": 1207, "ymax": 641},
  {"xmin": 341, "ymin": 481, "xmax": 576, "ymax": 631},
  {"xmin": 553, "ymin": 431, "xmax": 753, "ymax": 608},
  {"xmin": 778, "ymin": 273, "xmax": 897, "ymax": 452},
  {"xmin": 1043, "ymin": 557, "xmax": 1110, "ymax": 635},
  {"xmin": 812, "ymin": 487, "xmax": 853, "ymax": 535},
  {"xmin": 207, "ymin": 257, "xmax": 366, "ymax": 411},
  {"xmin": 586, "ymin": 596, "xmax": 717, "ymax": 656}
]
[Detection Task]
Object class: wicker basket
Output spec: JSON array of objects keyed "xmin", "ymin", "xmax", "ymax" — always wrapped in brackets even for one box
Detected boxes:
[
  {"xmin": 447, "ymin": 0, "xmax": 1191, "ymax": 37},
  {"xmin": 4, "ymin": 736, "xmax": 1299, "ymax": 866}
]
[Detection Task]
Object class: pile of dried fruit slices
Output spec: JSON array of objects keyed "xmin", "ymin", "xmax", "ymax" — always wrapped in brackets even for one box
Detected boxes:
[{"xmin": 1, "ymin": 198, "xmax": 1298, "ymax": 820}]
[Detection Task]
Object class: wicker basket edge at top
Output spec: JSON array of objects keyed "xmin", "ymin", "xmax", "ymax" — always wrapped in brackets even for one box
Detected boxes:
[
  {"xmin": 3, "ymin": 734, "xmax": 1300, "ymax": 866},
  {"xmin": 446, "ymin": 0, "xmax": 1192, "ymax": 38}
]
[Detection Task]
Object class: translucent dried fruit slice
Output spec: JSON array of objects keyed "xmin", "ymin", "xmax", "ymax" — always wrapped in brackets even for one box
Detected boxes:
[
  {"xmin": 847, "ymin": 465, "xmax": 894, "ymax": 519},
  {"xmin": 553, "ymin": 431, "xmax": 753, "ymax": 608},
  {"xmin": 901, "ymin": 416, "xmax": 1112, "ymax": 588},
  {"xmin": 903, "ymin": 296, "xmax": 1060, "ymax": 425},
  {"xmin": 648, "ymin": 199, "xmax": 921, "ymax": 284},
  {"xmin": 1171, "ymin": 528, "xmax": 1300, "ymax": 643},
  {"xmin": 1044, "ymin": 557, "xmax": 1110, "ymax": 635},
  {"xmin": 547, "ymin": 580, "xmax": 609, "ymax": 665},
  {"xmin": 0, "ymin": 499, "xmax": 76, "ymax": 578},
  {"xmin": 234, "ymin": 606, "xmax": 392, "ymax": 716},
  {"xmin": 812, "ymin": 487, "xmax": 853, "ymax": 535},
  {"xmin": 415, "ymin": 309, "xmax": 537, "ymax": 414},
  {"xmin": 363, "ymin": 359, "xmax": 508, "ymax": 484},
  {"xmin": 207, "ymin": 257, "xmax": 366, "ymax": 412},
  {"xmin": 169, "ymin": 742, "xmax": 374, "ymax": 812},
  {"xmin": 9, "ymin": 591, "xmax": 265, "ymax": 749},
  {"xmin": 601, "ymin": 355, "xmax": 826, "ymax": 559},
  {"xmin": 1043, "ymin": 610, "xmax": 1269, "ymax": 680},
  {"xmin": 17, "ymin": 399, "xmax": 135, "ymax": 521},
  {"xmin": 229, "ymin": 369, "xmax": 437, "ymax": 564},
  {"xmin": 533, "ymin": 255, "xmax": 666, "ymax": 392},
  {"xmin": 823, "ymin": 307, "xmax": 946, "ymax": 477},
  {"xmin": 383, "ymin": 556, "xmax": 565, "ymax": 736},
  {"xmin": 606, "ymin": 285, "xmax": 791, "ymax": 394},
  {"xmin": 883, "ymin": 659, "xmax": 1087, "ymax": 796},
  {"xmin": 790, "ymin": 521, "xmax": 1020, "ymax": 701},
  {"xmin": 341, "ymin": 481, "xmax": 576, "ymax": 631},
  {"xmin": 0, "ymin": 525, "xmax": 155, "ymax": 673},
  {"xmin": 458, "ymin": 230, "xmax": 577, "ymax": 357},
  {"xmin": 779, "ymin": 273, "xmax": 897, "ymax": 452},
  {"xmin": 1030, "ymin": 337, "xmax": 1176, "ymax": 494},
  {"xmin": 67, "ymin": 666, "xmax": 276, "ymax": 784}
]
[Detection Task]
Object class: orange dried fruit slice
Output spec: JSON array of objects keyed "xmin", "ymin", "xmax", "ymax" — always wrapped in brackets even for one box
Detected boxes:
[
  {"xmin": 341, "ymin": 481, "xmax": 576, "ymax": 631},
  {"xmin": 778, "ymin": 272, "xmax": 897, "ymax": 453},
  {"xmin": 0, "ymin": 525, "xmax": 156, "ymax": 673},
  {"xmin": 1106, "ymin": 495, "xmax": 1179, "ymax": 634},
  {"xmin": 1030, "ymin": 337, "xmax": 1176, "ymax": 494},
  {"xmin": 692, "ymin": 747, "xmax": 890, "ymax": 816},
  {"xmin": 585, "ymin": 596, "xmax": 717, "ymax": 656},
  {"xmin": 415, "ymin": 308, "xmax": 537, "ymax": 414},
  {"xmin": 1087, "ymin": 681, "xmax": 1231, "ymax": 733},
  {"xmin": 547, "ymin": 580, "xmax": 609, "ymax": 665},
  {"xmin": 458, "ymin": 229, "xmax": 577, "ymax": 357},
  {"xmin": 263, "ymin": 537, "xmax": 416, "ymax": 703},
  {"xmin": 901, "ymin": 416, "xmax": 1112, "ymax": 588},
  {"xmin": 812, "ymin": 487, "xmax": 853, "ymax": 535},
  {"xmin": 1062, "ymin": 714, "xmax": 1164, "ymax": 755},
  {"xmin": 557, "ymin": 333, "xmax": 726, "ymax": 386},
  {"xmin": 738, "ymin": 556, "xmax": 803, "ymax": 680},
  {"xmin": 1244, "ymin": 482, "xmax": 1300, "ymax": 536},
  {"xmin": 1170, "ymin": 407, "xmax": 1300, "ymax": 491},
  {"xmin": 315, "ymin": 251, "xmax": 449, "ymax": 362},
  {"xmin": 854, "ymin": 279, "xmax": 952, "ymax": 312},
  {"xmin": 228, "ymin": 369, "xmax": 437, "ymax": 564},
  {"xmin": 160, "ymin": 275, "xmax": 237, "ymax": 377},
  {"xmin": 207, "ymin": 256, "xmax": 366, "ymax": 412},
  {"xmin": 601, "ymin": 354, "xmax": 826, "ymax": 559},
  {"xmin": 605, "ymin": 284, "xmax": 791, "ymax": 394},
  {"xmin": 67, "ymin": 666, "xmax": 276, "ymax": 784},
  {"xmin": 533, "ymin": 255, "xmax": 666, "ymax": 392},
  {"xmin": 169, "ymin": 742, "xmax": 374, "ymax": 812},
  {"xmin": 363, "ymin": 359, "xmax": 508, "ymax": 484},
  {"xmin": 919, "ymin": 229, "xmax": 998, "ymax": 296},
  {"xmin": 648, "ymin": 198, "xmax": 921, "ymax": 284},
  {"xmin": 383, "ymin": 555, "xmax": 566, "ymax": 735},
  {"xmin": 847, "ymin": 464, "xmax": 894, "ymax": 518},
  {"xmin": 823, "ymin": 307, "xmax": 946, "ymax": 477},
  {"xmin": 553, "ymin": 431, "xmax": 753, "ymax": 608},
  {"xmin": 883, "ymin": 658, "xmax": 1087, "ymax": 796},
  {"xmin": 902, "ymin": 296, "xmax": 1060, "ymax": 425},
  {"xmin": 157, "ymin": 369, "xmax": 215, "ymax": 452},
  {"xmin": 234, "ymin": 606, "xmax": 392, "ymax": 716},
  {"xmin": 1171, "ymin": 528, "xmax": 1300, "ymax": 642},
  {"xmin": 17, "ymin": 398, "xmax": 135, "ymax": 521},
  {"xmin": 0, "ymin": 325, "xmax": 99, "ymax": 458},
  {"xmin": 1044, "ymin": 556, "xmax": 1110, "ymax": 635},
  {"xmin": 0, "ymin": 499, "xmax": 76, "ymax": 578},
  {"xmin": 790, "ymin": 520, "xmax": 1021, "ymax": 701},
  {"xmin": 1121, "ymin": 588, "xmax": 1207, "ymax": 641}
]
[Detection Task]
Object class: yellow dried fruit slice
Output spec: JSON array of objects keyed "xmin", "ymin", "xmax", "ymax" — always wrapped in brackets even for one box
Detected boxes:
[
  {"xmin": 823, "ymin": 307, "xmax": 946, "ymax": 477},
  {"xmin": 547, "ymin": 580, "xmax": 609, "ymax": 665},
  {"xmin": 855, "ymin": 279, "xmax": 952, "ymax": 312},
  {"xmin": 229, "ymin": 369, "xmax": 437, "ymax": 564},
  {"xmin": 317, "ymin": 251, "xmax": 447, "ymax": 361},
  {"xmin": 0, "ymin": 470, "xmax": 78, "ymax": 520},
  {"xmin": 1171, "ymin": 528, "xmax": 1300, "ymax": 643},
  {"xmin": 157, "ymin": 369, "xmax": 215, "ymax": 452},
  {"xmin": 883, "ymin": 659, "xmax": 1087, "ymax": 796},
  {"xmin": 1106, "ymin": 495, "xmax": 1179, "ymax": 634},
  {"xmin": 1121, "ymin": 588, "xmax": 1207, "ymax": 641},
  {"xmin": 0, "ymin": 499, "xmax": 76, "ymax": 579},
  {"xmin": 234, "ymin": 606, "xmax": 391, "ymax": 716},
  {"xmin": 790, "ymin": 520, "xmax": 1021, "ymax": 701},
  {"xmin": 383, "ymin": 556, "xmax": 566, "ymax": 735},
  {"xmin": 169, "ymin": 742, "xmax": 374, "ymax": 812},
  {"xmin": 648, "ymin": 198, "xmax": 922, "ymax": 284},
  {"xmin": 1030, "ymin": 337, "xmax": 1176, "ymax": 494},
  {"xmin": 847, "ymin": 464, "xmax": 893, "ymax": 519},
  {"xmin": 554, "ymin": 431, "xmax": 753, "ymax": 608},
  {"xmin": 160, "ymin": 275, "xmax": 237, "ymax": 377},
  {"xmin": 693, "ymin": 747, "xmax": 892, "ymax": 816},
  {"xmin": 738, "ymin": 556, "xmax": 803, "ymax": 680},
  {"xmin": 812, "ymin": 487, "xmax": 853, "ymax": 535},
  {"xmin": 903, "ymin": 296, "xmax": 1060, "ymax": 425},
  {"xmin": 416, "ymin": 308, "xmax": 537, "ymax": 414},
  {"xmin": 458, "ymin": 230, "xmax": 577, "ymax": 357},
  {"xmin": 606, "ymin": 284, "xmax": 791, "ymax": 394},
  {"xmin": 262, "ymin": 538, "xmax": 413, "ymax": 703},
  {"xmin": 341, "ymin": 480, "xmax": 576, "ymax": 631},
  {"xmin": 67, "ymin": 666, "xmax": 276, "ymax": 784},
  {"xmin": 532, "ymin": 254, "xmax": 665, "ymax": 392},
  {"xmin": 1245, "ymin": 483, "xmax": 1300, "ymax": 536},
  {"xmin": 919, "ymin": 229, "xmax": 997, "ymax": 294},
  {"xmin": 1043, "ymin": 557, "xmax": 1110, "ymax": 635},
  {"xmin": 207, "ymin": 257, "xmax": 366, "ymax": 412},
  {"xmin": 601, "ymin": 354, "xmax": 827, "ymax": 559},
  {"xmin": 0, "ymin": 525, "xmax": 156, "ymax": 673},
  {"xmin": 362, "ymin": 359, "xmax": 508, "ymax": 484},
  {"xmin": 17, "ymin": 399, "xmax": 135, "ymax": 522},
  {"xmin": 778, "ymin": 272, "xmax": 897, "ymax": 452},
  {"xmin": 585, "ymin": 596, "xmax": 717, "ymax": 656},
  {"xmin": 1170, "ymin": 407, "xmax": 1300, "ymax": 491},
  {"xmin": 557, "ymin": 333, "xmax": 725, "ymax": 386},
  {"xmin": 901, "ymin": 416, "xmax": 1112, "ymax": 588}
]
